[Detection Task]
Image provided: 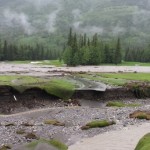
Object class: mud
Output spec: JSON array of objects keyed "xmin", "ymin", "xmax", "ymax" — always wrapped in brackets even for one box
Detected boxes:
[{"xmin": 0, "ymin": 85, "xmax": 136, "ymax": 114}]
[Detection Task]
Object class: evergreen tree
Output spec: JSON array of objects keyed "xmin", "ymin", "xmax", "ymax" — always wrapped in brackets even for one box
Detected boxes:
[{"xmin": 114, "ymin": 38, "xmax": 122, "ymax": 64}]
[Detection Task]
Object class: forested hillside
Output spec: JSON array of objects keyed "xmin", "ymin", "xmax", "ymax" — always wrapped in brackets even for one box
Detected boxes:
[{"xmin": 0, "ymin": 0, "xmax": 150, "ymax": 62}]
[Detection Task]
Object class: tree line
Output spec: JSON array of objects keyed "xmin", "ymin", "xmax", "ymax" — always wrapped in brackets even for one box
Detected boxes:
[
  {"xmin": 63, "ymin": 28, "xmax": 122, "ymax": 66},
  {"xmin": 0, "ymin": 40, "xmax": 60, "ymax": 61},
  {"xmin": 124, "ymin": 46, "xmax": 150, "ymax": 62}
]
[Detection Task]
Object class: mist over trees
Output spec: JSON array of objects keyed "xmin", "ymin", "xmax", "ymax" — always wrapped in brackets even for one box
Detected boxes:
[{"xmin": 0, "ymin": 0, "xmax": 150, "ymax": 63}]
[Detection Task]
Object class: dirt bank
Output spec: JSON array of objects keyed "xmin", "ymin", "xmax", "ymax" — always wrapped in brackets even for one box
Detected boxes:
[{"xmin": 0, "ymin": 85, "xmax": 135, "ymax": 114}]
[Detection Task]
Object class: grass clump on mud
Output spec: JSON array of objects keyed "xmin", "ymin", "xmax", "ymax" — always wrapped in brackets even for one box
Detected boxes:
[
  {"xmin": 130, "ymin": 110, "xmax": 150, "ymax": 120},
  {"xmin": 16, "ymin": 129, "xmax": 26, "ymax": 135},
  {"xmin": 44, "ymin": 120, "xmax": 65, "ymax": 126},
  {"xmin": 0, "ymin": 145, "xmax": 11, "ymax": 150},
  {"xmin": 0, "ymin": 75, "xmax": 75, "ymax": 99},
  {"xmin": 125, "ymin": 82, "xmax": 150, "ymax": 98},
  {"xmin": 81, "ymin": 120, "xmax": 115, "ymax": 130},
  {"xmin": 27, "ymin": 139, "xmax": 68, "ymax": 150},
  {"xmin": 25, "ymin": 132, "xmax": 39, "ymax": 140},
  {"xmin": 135, "ymin": 133, "xmax": 150, "ymax": 150},
  {"xmin": 106, "ymin": 101, "xmax": 140, "ymax": 107}
]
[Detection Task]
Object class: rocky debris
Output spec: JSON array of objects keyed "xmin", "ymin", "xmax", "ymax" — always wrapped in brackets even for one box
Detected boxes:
[{"xmin": 0, "ymin": 98, "xmax": 149, "ymax": 148}]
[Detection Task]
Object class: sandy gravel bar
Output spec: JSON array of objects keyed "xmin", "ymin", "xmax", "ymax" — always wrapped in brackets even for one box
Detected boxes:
[
  {"xmin": 0, "ymin": 63, "xmax": 150, "ymax": 76},
  {"xmin": 69, "ymin": 122, "xmax": 150, "ymax": 150}
]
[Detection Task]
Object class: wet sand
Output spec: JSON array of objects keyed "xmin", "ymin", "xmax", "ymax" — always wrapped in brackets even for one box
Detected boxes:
[{"xmin": 69, "ymin": 122, "xmax": 150, "ymax": 150}]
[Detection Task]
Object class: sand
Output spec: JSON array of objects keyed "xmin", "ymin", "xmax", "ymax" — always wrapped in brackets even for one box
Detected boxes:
[{"xmin": 69, "ymin": 122, "xmax": 150, "ymax": 150}]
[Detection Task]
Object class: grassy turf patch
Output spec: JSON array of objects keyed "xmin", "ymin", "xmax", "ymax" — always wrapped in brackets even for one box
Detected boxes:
[
  {"xmin": 106, "ymin": 101, "xmax": 141, "ymax": 107},
  {"xmin": 39, "ymin": 60, "xmax": 64, "ymax": 67},
  {"xmin": 77, "ymin": 72, "xmax": 150, "ymax": 86},
  {"xmin": 100, "ymin": 73, "xmax": 150, "ymax": 82},
  {"xmin": 135, "ymin": 133, "xmax": 150, "ymax": 150},
  {"xmin": 81, "ymin": 120, "xmax": 115, "ymax": 130},
  {"xmin": 27, "ymin": 139, "xmax": 68, "ymax": 150},
  {"xmin": 0, "ymin": 76, "xmax": 75, "ymax": 99},
  {"xmin": 76, "ymin": 73, "xmax": 127, "ymax": 86}
]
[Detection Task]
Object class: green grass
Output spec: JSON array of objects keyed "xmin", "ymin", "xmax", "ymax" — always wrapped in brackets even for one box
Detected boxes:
[
  {"xmin": 100, "ymin": 73, "xmax": 150, "ymax": 82},
  {"xmin": 77, "ymin": 73, "xmax": 127, "ymax": 86},
  {"xmin": 7, "ymin": 60, "xmax": 64, "ymax": 67},
  {"xmin": 135, "ymin": 133, "xmax": 150, "ymax": 150},
  {"xmin": 27, "ymin": 139, "xmax": 68, "ymax": 150},
  {"xmin": 106, "ymin": 101, "xmax": 141, "ymax": 107},
  {"xmin": 121, "ymin": 61, "xmax": 150, "ymax": 66},
  {"xmin": 77, "ymin": 72, "xmax": 150, "ymax": 86},
  {"xmin": 0, "ymin": 76, "xmax": 75, "ymax": 99},
  {"xmin": 81, "ymin": 120, "xmax": 115, "ymax": 130},
  {"xmin": 7, "ymin": 61, "xmax": 31, "ymax": 64},
  {"xmin": 39, "ymin": 60, "xmax": 64, "ymax": 67}
]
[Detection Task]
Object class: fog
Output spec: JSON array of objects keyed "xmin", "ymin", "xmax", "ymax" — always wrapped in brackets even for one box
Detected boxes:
[{"xmin": 1, "ymin": 0, "xmax": 150, "ymax": 37}]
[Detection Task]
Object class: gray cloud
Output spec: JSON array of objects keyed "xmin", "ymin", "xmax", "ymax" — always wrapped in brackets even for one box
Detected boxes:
[{"xmin": 3, "ymin": 9, "xmax": 34, "ymax": 35}]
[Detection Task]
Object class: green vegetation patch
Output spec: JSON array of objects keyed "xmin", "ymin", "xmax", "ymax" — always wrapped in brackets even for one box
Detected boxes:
[
  {"xmin": 77, "ymin": 72, "xmax": 150, "ymax": 86},
  {"xmin": 125, "ymin": 82, "xmax": 150, "ymax": 98},
  {"xmin": 39, "ymin": 60, "xmax": 64, "ymax": 67},
  {"xmin": 106, "ymin": 101, "xmax": 141, "ymax": 107},
  {"xmin": 40, "ymin": 79, "xmax": 75, "ymax": 99},
  {"xmin": 0, "ymin": 76, "xmax": 75, "ymax": 99},
  {"xmin": 135, "ymin": 133, "xmax": 150, "ymax": 150},
  {"xmin": 27, "ymin": 139, "xmax": 68, "ymax": 150},
  {"xmin": 76, "ymin": 73, "xmax": 127, "ymax": 86},
  {"xmin": 8, "ymin": 60, "xmax": 64, "ymax": 67},
  {"xmin": 100, "ymin": 73, "xmax": 150, "ymax": 82},
  {"xmin": 81, "ymin": 120, "xmax": 115, "ymax": 130},
  {"xmin": 130, "ymin": 110, "xmax": 150, "ymax": 120}
]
